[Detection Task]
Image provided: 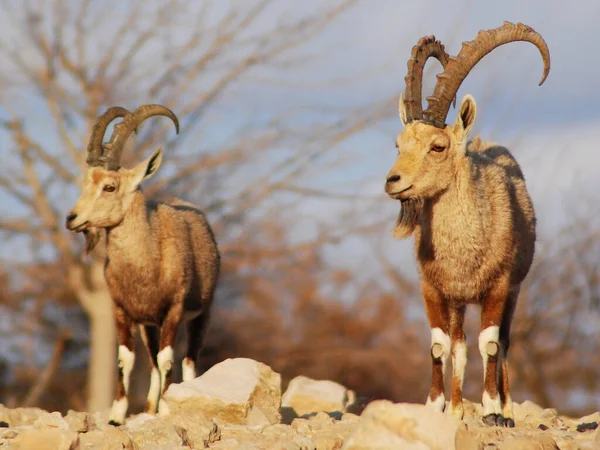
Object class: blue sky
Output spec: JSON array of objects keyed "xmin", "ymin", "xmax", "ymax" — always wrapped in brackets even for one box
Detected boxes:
[
  {"xmin": 0, "ymin": 0, "xmax": 598, "ymax": 410},
  {"xmin": 263, "ymin": 0, "xmax": 600, "ymax": 288},
  {"xmin": 0, "ymin": 0, "xmax": 598, "ymax": 276},
  {"xmin": 0, "ymin": 2, "xmax": 597, "ymax": 417},
  {"xmin": 232, "ymin": 0, "xmax": 600, "ymax": 127}
]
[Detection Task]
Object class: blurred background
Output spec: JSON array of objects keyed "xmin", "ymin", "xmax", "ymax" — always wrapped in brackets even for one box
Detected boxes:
[{"xmin": 0, "ymin": 0, "xmax": 598, "ymax": 417}]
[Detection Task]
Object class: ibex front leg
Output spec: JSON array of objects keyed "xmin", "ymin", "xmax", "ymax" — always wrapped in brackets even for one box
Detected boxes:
[
  {"xmin": 183, "ymin": 310, "xmax": 211, "ymax": 381},
  {"xmin": 449, "ymin": 305, "xmax": 467, "ymax": 419},
  {"xmin": 422, "ymin": 281, "xmax": 450, "ymax": 412},
  {"xmin": 480, "ymin": 275, "xmax": 511, "ymax": 427},
  {"xmin": 109, "ymin": 307, "xmax": 134, "ymax": 426}
]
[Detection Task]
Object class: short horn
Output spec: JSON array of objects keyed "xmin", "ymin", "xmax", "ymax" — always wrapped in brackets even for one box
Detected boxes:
[
  {"xmin": 86, "ymin": 107, "xmax": 131, "ymax": 166},
  {"xmin": 103, "ymin": 104, "xmax": 179, "ymax": 171},
  {"xmin": 423, "ymin": 21, "xmax": 551, "ymax": 128},
  {"xmin": 403, "ymin": 35, "xmax": 453, "ymax": 123}
]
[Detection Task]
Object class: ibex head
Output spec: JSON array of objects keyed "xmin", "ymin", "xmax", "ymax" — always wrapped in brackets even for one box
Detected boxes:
[
  {"xmin": 66, "ymin": 105, "xmax": 179, "ymax": 254},
  {"xmin": 385, "ymin": 22, "xmax": 550, "ymax": 237}
]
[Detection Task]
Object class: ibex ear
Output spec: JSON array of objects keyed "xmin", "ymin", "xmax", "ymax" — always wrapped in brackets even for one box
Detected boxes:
[
  {"xmin": 83, "ymin": 228, "xmax": 101, "ymax": 259},
  {"xmin": 398, "ymin": 93, "xmax": 408, "ymax": 127},
  {"xmin": 453, "ymin": 94, "xmax": 477, "ymax": 141},
  {"xmin": 128, "ymin": 147, "xmax": 163, "ymax": 191}
]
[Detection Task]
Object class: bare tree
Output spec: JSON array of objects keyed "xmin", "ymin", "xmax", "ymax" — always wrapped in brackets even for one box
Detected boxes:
[
  {"xmin": 197, "ymin": 217, "xmax": 429, "ymax": 404},
  {"xmin": 0, "ymin": 0, "xmax": 389, "ymax": 411}
]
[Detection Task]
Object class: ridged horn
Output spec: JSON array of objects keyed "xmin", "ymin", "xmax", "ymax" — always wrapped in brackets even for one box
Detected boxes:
[
  {"xmin": 103, "ymin": 104, "xmax": 179, "ymax": 171},
  {"xmin": 403, "ymin": 35, "xmax": 453, "ymax": 123},
  {"xmin": 86, "ymin": 107, "xmax": 131, "ymax": 167},
  {"xmin": 423, "ymin": 21, "xmax": 551, "ymax": 128}
]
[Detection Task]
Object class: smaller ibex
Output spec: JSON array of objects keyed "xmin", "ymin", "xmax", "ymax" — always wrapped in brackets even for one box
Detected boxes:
[
  {"xmin": 66, "ymin": 105, "xmax": 220, "ymax": 425},
  {"xmin": 385, "ymin": 22, "xmax": 550, "ymax": 427}
]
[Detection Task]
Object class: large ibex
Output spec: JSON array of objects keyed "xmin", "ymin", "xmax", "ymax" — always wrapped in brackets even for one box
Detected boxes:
[
  {"xmin": 66, "ymin": 105, "xmax": 220, "ymax": 425},
  {"xmin": 385, "ymin": 22, "xmax": 550, "ymax": 427}
]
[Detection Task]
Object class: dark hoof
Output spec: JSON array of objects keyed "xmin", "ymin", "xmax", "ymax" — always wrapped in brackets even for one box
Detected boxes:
[
  {"xmin": 483, "ymin": 414, "xmax": 506, "ymax": 427},
  {"xmin": 504, "ymin": 418, "xmax": 515, "ymax": 428},
  {"xmin": 108, "ymin": 420, "xmax": 121, "ymax": 427},
  {"xmin": 576, "ymin": 421, "xmax": 598, "ymax": 432}
]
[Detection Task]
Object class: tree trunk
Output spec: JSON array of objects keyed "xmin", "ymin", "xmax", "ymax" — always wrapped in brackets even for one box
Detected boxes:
[
  {"xmin": 86, "ymin": 294, "xmax": 116, "ymax": 412},
  {"xmin": 69, "ymin": 259, "xmax": 117, "ymax": 412}
]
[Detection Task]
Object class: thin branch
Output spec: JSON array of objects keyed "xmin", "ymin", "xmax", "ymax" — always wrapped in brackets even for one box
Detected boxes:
[
  {"xmin": 3, "ymin": 120, "xmax": 76, "ymax": 184},
  {"xmin": 21, "ymin": 330, "xmax": 72, "ymax": 407}
]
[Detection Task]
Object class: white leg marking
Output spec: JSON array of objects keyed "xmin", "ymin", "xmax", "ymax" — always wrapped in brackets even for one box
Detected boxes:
[
  {"xmin": 503, "ymin": 394, "xmax": 514, "ymax": 420},
  {"xmin": 109, "ymin": 397, "xmax": 128, "ymax": 424},
  {"xmin": 431, "ymin": 327, "xmax": 451, "ymax": 374},
  {"xmin": 157, "ymin": 346, "xmax": 174, "ymax": 395},
  {"xmin": 158, "ymin": 399, "xmax": 169, "ymax": 417},
  {"xmin": 109, "ymin": 345, "xmax": 135, "ymax": 424},
  {"xmin": 452, "ymin": 340, "xmax": 467, "ymax": 386},
  {"xmin": 478, "ymin": 326, "xmax": 500, "ymax": 378},
  {"xmin": 182, "ymin": 357, "xmax": 196, "ymax": 382},
  {"xmin": 449, "ymin": 340, "xmax": 467, "ymax": 418},
  {"xmin": 482, "ymin": 391, "xmax": 503, "ymax": 416},
  {"xmin": 117, "ymin": 345, "xmax": 135, "ymax": 392},
  {"xmin": 426, "ymin": 393, "xmax": 445, "ymax": 412},
  {"xmin": 146, "ymin": 368, "xmax": 161, "ymax": 413}
]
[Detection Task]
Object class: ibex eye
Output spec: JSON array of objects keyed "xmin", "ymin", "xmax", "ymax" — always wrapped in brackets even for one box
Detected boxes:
[
  {"xmin": 431, "ymin": 145, "xmax": 445, "ymax": 153},
  {"xmin": 103, "ymin": 185, "xmax": 116, "ymax": 192}
]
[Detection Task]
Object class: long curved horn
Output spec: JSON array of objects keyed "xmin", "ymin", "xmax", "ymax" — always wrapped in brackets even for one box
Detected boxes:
[
  {"xmin": 423, "ymin": 21, "xmax": 551, "ymax": 128},
  {"xmin": 86, "ymin": 107, "xmax": 131, "ymax": 166},
  {"xmin": 103, "ymin": 104, "xmax": 179, "ymax": 171},
  {"xmin": 403, "ymin": 36, "xmax": 453, "ymax": 123}
]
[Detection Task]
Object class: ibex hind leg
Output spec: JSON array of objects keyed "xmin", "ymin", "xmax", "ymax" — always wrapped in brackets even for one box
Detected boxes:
[
  {"xmin": 449, "ymin": 306, "xmax": 467, "ymax": 419},
  {"xmin": 140, "ymin": 325, "xmax": 161, "ymax": 414},
  {"xmin": 498, "ymin": 288, "xmax": 519, "ymax": 428},
  {"xmin": 183, "ymin": 310, "xmax": 212, "ymax": 382}
]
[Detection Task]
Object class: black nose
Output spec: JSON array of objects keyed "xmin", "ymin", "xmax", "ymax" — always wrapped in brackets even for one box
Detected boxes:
[
  {"xmin": 386, "ymin": 174, "xmax": 401, "ymax": 184},
  {"xmin": 66, "ymin": 212, "xmax": 77, "ymax": 224}
]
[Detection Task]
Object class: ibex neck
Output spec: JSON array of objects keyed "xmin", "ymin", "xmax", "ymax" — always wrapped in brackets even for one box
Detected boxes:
[
  {"xmin": 106, "ymin": 190, "xmax": 152, "ymax": 254},
  {"xmin": 427, "ymin": 157, "xmax": 480, "ymax": 223},
  {"xmin": 448, "ymin": 154, "xmax": 476, "ymax": 197}
]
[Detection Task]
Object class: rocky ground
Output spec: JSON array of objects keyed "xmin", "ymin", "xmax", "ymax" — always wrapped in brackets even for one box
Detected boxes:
[{"xmin": 0, "ymin": 357, "xmax": 598, "ymax": 449}]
